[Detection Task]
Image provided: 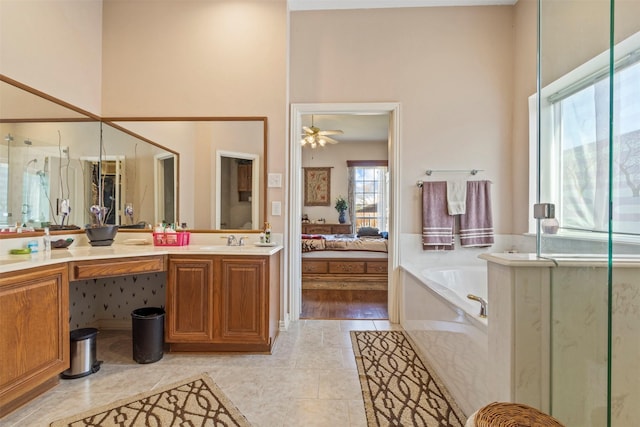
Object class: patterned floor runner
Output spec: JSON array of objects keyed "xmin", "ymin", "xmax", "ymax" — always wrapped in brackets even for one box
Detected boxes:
[
  {"xmin": 50, "ymin": 374, "xmax": 250, "ymax": 427},
  {"xmin": 351, "ymin": 330, "xmax": 466, "ymax": 427}
]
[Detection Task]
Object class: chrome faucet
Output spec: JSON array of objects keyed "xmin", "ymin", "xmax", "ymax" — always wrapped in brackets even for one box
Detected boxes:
[
  {"xmin": 226, "ymin": 235, "xmax": 237, "ymax": 246},
  {"xmin": 238, "ymin": 236, "xmax": 248, "ymax": 246},
  {"xmin": 467, "ymin": 294, "xmax": 488, "ymax": 318}
]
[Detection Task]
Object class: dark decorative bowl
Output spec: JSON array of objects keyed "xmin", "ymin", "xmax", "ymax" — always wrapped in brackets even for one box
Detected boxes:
[
  {"xmin": 51, "ymin": 238, "xmax": 74, "ymax": 249},
  {"xmin": 85, "ymin": 225, "xmax": 119, "ymax": 246}
]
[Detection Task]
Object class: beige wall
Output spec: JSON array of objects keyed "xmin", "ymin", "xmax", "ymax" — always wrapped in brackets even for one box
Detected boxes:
[
  {"xmin": 291, "ymin": 6, "xmax": 517, "ymax": 234},
  {"xmin": 0, "ymin": 0, "xmax": 103, "ymax": 114},
  {"xmin": 101, "ymin": 0, "xmax": 288, "ymax": 231},
  {"xmin": 512, "ymin": 0, "xmax": 537, "ymax": 233},
  {"xmin": 1, "ymin": 1, "xmax": 543, "ymax": 237}
]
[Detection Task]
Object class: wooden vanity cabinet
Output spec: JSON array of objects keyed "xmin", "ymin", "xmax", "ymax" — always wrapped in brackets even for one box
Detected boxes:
[
  {"xmin": 166, "ymin": 256, "xmax": 216, "ymax": 343},
  {"xmin": 166, "ymin": 253, "xmax": 280, "ymax": 352},
  {"xmin": 0, "ymin": 264, "xmax": 69, "ymax": 417}
]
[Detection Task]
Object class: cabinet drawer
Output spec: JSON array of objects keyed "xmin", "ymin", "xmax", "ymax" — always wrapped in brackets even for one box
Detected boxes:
[
  {"xmin": 331, "ymin": 224, "xmax": 352, "ymax": 234},
  {"xmin": 70, "ymin": 256, "xmax": 165, "ymax": 280},
  {"xmin": 329, "ymin": 261, "xmax": 365, "ymax": 274},
  {"xmin": 302, "ymin": 261, "xmax": 328, "ymax": 274},
  {"xmin": 303, "ymin": 225, "xmax": 329, "ymax": 234},
  {"xmin": 366, "ymin": 261, "xmax": 388, "ymax": 274}
]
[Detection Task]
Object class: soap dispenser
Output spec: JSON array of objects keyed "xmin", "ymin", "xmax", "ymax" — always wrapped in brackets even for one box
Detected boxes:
[{"xmin": 264, "ymin": 222, "xmax": 271, "ymax": 243}]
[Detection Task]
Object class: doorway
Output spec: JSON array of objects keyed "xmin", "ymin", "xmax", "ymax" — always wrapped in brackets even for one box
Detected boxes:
[{"xmin": 288, "ymin": 103, "xmax": 401, "ymax": 326}]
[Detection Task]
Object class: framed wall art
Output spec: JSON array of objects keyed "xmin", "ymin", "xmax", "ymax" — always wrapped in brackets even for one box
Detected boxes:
[{"xmin": 303, "ymin": 167, "xmax": 331, "ymax": 206}]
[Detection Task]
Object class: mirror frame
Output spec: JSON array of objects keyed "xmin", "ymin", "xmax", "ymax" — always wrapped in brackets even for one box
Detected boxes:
[{"xmin": 103, "ymin": 117, "xmax": 268, "ymax": 233}]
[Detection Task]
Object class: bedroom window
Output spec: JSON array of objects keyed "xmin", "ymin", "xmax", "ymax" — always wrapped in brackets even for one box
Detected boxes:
[
  {"xmin": 534, "ymin": 42, "xmax": 640, "ymax": 238},
  {"xmin": 347, "ymin": 160, "xmax": 388, "ymax": 232}
]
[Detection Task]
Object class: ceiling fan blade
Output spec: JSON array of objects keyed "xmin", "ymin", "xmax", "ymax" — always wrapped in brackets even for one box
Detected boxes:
[
  {"xmin": 318, "ymin": 129, "xmax": 343, "ymax": 136},
  {"xmin": 302, "ymin": 126, "xmax": 314, "ymax": 134},
  {"xmin": 321, "ymin": 136, "xmax": 340, "ymax": 144}
]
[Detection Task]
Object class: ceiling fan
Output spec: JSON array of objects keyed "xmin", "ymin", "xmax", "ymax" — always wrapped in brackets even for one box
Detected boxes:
[{"xmin": 301, "ymin": 116, "xmax": 343, "ymax": 148}]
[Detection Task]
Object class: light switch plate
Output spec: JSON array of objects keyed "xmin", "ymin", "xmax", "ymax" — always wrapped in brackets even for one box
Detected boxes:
[
  {"xmin": 271, "ymin": 201, "xmax": 282, "ymax": 216},
  {"xmin": 268, "ymin": 173, "xmax": 282, "ymax": 188}
]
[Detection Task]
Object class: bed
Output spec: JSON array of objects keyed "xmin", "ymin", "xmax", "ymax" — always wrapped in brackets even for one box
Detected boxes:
[{"xmin": 301, "ymin": 233, "xmax": 388, "ymax": 291}]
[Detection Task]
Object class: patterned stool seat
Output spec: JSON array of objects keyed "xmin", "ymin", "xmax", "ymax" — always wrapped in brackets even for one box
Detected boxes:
[{"xmin": 465, "ymin": 402, "xmax": 565, "ymax": 427}]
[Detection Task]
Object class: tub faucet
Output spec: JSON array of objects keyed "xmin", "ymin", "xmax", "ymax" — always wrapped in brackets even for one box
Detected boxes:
[{"xmin": 467, "ymin": 294, "xmax": 487, "ymax": 318}]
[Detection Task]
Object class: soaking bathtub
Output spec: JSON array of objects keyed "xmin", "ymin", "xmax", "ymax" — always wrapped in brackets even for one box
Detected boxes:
[{"xmin": 400, "ymin": 263, "xmax": 490, "ymax": 417}]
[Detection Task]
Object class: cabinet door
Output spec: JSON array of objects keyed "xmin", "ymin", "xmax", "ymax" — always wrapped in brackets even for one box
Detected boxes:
[
  {"xmin": 0, "ymin": 265, "xmax": 69, "ymax": 416},
  {"xmin": 237, "ymin": 164, "xmax": 252, "ymax": 192},
  {"xmin": 166, "ymin": 257, "xmax": 216, "ymax": 342},
  {"xmin": 216, "ymin": 258, "xmax": 267, "ymax": 345}
]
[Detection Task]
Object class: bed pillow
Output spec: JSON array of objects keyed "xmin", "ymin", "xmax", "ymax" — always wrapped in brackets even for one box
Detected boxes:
[
  {"xmin": 357, "ymin": 227, "xmax": 380, "ymax": 237},
  {"xmin": 301, "ymin": 234, "xmax": 325, "ymax": 239}
]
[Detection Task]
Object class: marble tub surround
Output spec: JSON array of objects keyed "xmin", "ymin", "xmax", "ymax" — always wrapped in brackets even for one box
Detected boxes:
[
  {"xmin": 480, "ymin": 253, "xmax": 640, "ymax": 427},
  {"xmin": 396, "ymin": 233, "xmax": 533, "ymax": 417},
  {"xmin": 400, "ymin": 266, "xmax": 488, "ymax": 416},
  {"xmin": 2, "ymin": 320, "xmax": 401, "ymax": 427}
]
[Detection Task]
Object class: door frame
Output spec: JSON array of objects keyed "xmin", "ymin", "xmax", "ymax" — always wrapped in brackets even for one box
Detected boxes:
[{"xmin": 288, "ymin": 102, "xmax": 401, "ymax": 325}]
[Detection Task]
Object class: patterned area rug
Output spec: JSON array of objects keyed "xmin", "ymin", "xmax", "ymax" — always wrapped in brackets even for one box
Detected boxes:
[
  {"xmin": 351, "ymin": 330, "xmax": 466, "ymax": 427},
  {"xmin": 50, "ymin": 374, "xmax": 250, "ymax": 427}
]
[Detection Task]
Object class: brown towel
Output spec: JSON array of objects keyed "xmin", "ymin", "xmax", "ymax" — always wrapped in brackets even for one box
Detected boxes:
[
  {"xmin": 421, "ymin": 181, "xmax": 454, "ymax": 251},
  {"xmin": 460, "ymin": 180, "xmax": 494, "ymax": 247}
]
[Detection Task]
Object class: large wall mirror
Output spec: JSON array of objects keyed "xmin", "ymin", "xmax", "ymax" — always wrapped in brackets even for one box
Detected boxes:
[
  {"xmin": 1, "ymin": 75, "xmax": 267, "ymax": 232},
  {"xmin": 0, "ymin": 75, "xmax": 179, "ymax": 231},
  {"xmin": 105, "ymin": 118, "xmax": 267, "ymax": 231}
]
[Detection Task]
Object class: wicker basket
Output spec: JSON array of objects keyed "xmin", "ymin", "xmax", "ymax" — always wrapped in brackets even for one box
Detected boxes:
[{"xmin": 474, "ymin": 402, "xmax": 565, "ymax": 427}]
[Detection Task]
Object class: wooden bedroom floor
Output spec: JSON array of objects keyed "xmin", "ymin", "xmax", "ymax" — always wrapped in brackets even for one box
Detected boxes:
[{"xmin": 300, "ymin": 289, "xmax": 389, "ymax": 320}]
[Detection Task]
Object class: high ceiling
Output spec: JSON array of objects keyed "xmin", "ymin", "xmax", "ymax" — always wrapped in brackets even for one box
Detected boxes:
[
  {"xmin": 293, "ymin": 0, "xmax": 518, "ymax": 143},
  {"xmin": 289, "ymin": 0, "xmax": 517, "ymax": 11},
  {"xmin": 301, "ymin": 114, "xmax": 390, "ymax": 144}
]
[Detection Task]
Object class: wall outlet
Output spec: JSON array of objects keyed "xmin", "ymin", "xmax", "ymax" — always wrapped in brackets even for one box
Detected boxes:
[{"xmin": 271, "ymin": 201, "xmax": 282, "ymax": 216}]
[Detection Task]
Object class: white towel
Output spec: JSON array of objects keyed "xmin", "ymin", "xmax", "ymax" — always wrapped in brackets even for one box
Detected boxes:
[{"xmin": 446, "ymin": 180, "xmax": 467, "ymax": 215}]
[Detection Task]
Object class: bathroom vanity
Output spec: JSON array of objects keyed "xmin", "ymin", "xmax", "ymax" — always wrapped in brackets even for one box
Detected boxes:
[
  {"xmin": 0, "ymin": 242, "xmax": 282, "ymax": 417},
  {"xmin": 166, "ymin": 253, "xmax": 280, "ymax": 352},
  {"xmin": 0, "ymin": 264, "xmax": 69, "ymax": 418}
]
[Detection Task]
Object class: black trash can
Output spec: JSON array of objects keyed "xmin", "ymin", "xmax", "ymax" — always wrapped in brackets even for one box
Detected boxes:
[
  {"xmin": 61, "ymin": 328, "xmax": 102, "ymax": 379},
  {"xmin": 131, "ymin": 307, "xmax": 165, "ymax": 364}
]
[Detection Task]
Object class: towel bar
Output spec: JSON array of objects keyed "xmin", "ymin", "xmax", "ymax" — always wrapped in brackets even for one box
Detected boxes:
[
  {"xmin": 417, "ymin": 169, "xmax": 485, "ymax": 187},
  {"xmin": 425, "ymin": 169, "xmax": 483, "ymax": 176}
]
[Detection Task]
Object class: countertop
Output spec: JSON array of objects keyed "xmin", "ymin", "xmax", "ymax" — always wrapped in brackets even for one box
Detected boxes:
[{"xmin": 0, "ymin": 242, "xmax": 283, "ymax": 275}]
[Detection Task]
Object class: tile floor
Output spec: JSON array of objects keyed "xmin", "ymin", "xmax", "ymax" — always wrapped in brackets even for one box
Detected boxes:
[{"xmin": 3, "ymin": 320, "xmax": 403, "ymax": 427}]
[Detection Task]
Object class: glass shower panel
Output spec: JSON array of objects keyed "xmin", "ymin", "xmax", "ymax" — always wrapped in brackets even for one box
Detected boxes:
[
  {"xmin": 610, "ymin": 2, "xmax": 640, "ymax": 426},
  {"xmin": 538, "ymin": 1, "xmax": 613, "ymax": 426}
]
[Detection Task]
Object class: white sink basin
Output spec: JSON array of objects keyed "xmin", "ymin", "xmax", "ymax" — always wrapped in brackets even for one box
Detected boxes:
[{"xmin": 198, "ymin": 245, "xmax": 248, "ymax": 251}]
